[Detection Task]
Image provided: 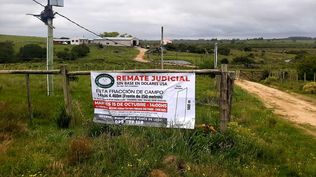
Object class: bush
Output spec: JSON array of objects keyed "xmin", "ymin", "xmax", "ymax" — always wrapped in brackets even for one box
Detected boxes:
[
  {"xmin": 57, "ymin": 48, "xmax": 76, "ymax": 60},
  {"xmin": 220, "ymin": 58, "xmax": 229, "ymax": 64},
  {"xmin": 57, "ymin": 45, "xmax": 90, "ymax": 60},
  {"xmin": 259, "ymin": 70, "xmax": 270, "ymax": 81},
  {"xmin": 232, "ymin": 56, "xmax": 255, "ymax": 67},
  {"xmin": 55, "ymin": 106, "xmax": 71, "ymax": 129},
  {"xmin": 164, "ymin": 43, "xmax": 213, "ymax": 54},
  {"xmin": 71, "ymin": 44, "xmax": 90, "ymax": 58},
  {"xmin": 0, "ymin": 41, "xmax": 15, "ymax": 63},
  {"xmin": 296, "ymin": 56, "xmax": 316, "ymax": 80},
  {"xmin": 218, "ymin": 47, "xmax": 230, "ymax": 56},
  {"xmin": 19, "ymin": 44, "xmax": 46, "ymax": 60},
  {"xmin": 303, "ymin": 82, "xmax": 316, "ymax": 94}
]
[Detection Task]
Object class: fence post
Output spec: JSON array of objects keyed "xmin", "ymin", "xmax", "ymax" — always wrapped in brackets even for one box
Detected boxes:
[
  {"xmin": 220, "ymin": 64, "xmax": 229, "ymax": 133},
  {"xmin": 227, "ymin": 74, "xmax": 234, "ymax": 122},
  {"xmin": 25, "ymin": 74, "xmax": 33, "ymax": 123},
  {"xmin": 304, "ymin": 72, "xmax": 306, "ymax": 82},
  {"xmin": 61, "ymin": 65, "xmax": 74, "ymax": 126}
]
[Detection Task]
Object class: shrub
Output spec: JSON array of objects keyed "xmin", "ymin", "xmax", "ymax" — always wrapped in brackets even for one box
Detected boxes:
[
  {"xmin": 232, "ymin": 56, "xmax": 255, "ymax": 67},
  {"xmin": 57, "ymin": 45, "xmax": 90, "ymax": 60},
  {"xmin": 19, "ymin": 44, "xmax": 46, "ymax": 60},
  {"xmin": 57, "ymin": 48, "xmax": 76, "ymax": 60},
  {"xmin": 71, "ymin": 44, "xmax": 90, "ymax": 58},
  {"xmin": 220, "ymin": 58, "xmax": 229, "ymax": 64},
  {"xmin": 68, "ymin": 137, "xmax": 92, "ymax": 164},
  {"xmin": 259, "ymin": 70, "xmax": 270, "ymax": 81},
  {"xmin": 296, "ymin": 56, "xmax": 316, "ymax": 80},
  {"xmin": 218, "ymin": 47, "xmax": 230, "ymax": 56},
  {"xmin": 0, "ymin": 41, "xmax": 15, "ymax": 63},
  {"xmin": 303, "ymin": 82, "xmax": 316, "ymax": 94},
  {"xmin": 55, "ymin": 106, "xmax": 71, "ymax": 129}
]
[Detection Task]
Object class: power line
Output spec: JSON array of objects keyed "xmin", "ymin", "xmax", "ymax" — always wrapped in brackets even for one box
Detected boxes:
[
  {"xmin": 55, "ymin": 12, "xmax": 132, "ymax": 47},
  {"xmin": 30, "ymin": 1, "xmax": 132, "ymax": 47},
  {"xmin": 32, "ymin": 0, "xmax": 45, "ymax": 7},
  {"xmin": 55, "ymin": 12, "xmax": 102, "ymax": 38}
]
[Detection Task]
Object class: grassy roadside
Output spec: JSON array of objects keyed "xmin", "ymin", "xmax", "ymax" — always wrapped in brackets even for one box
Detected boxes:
[
  {"xmin": 260, "ymin": 80, "xmax": 316, "ymax": 101},
  {"xmin": 1, "ymin": 34, "xmax": 316, "ymax": 176},
  {"xmin": 1, "ymin": 75, "xmax": 316, "ymax": 176}
]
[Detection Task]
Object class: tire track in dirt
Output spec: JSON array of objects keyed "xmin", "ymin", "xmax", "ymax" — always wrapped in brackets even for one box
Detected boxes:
[
  {"xmin": 134, "ymin": 47, "xmax": 149, "ymax": 63},
  {"xmin": 236, "ymin": 80, "xmax": 316, "ymax": 135}
]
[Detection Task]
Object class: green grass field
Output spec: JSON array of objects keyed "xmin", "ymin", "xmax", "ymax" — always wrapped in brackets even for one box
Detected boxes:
[
  {"xmin": 1, "ymin": 34, "xmax": 316, "ymax": 176},
  {"xmin": 1, "ymin": 74, "xmax": 316, "ymax": 176}
]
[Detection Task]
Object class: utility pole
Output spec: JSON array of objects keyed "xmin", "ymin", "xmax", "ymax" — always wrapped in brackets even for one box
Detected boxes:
[
  {"xmin": 161, "ymin": 26, "xmax": 164, "ymax": 69},
  {"xmin": 47, "ymin": 10, "xmax": 54, "ymax": 96},
  {"xmin": 214, "ymin": 42, "xmax": 218, "ymax": 68},
  {"xmin": 29, "ymin": 1, "xmax": 64, "ymax": 96}
]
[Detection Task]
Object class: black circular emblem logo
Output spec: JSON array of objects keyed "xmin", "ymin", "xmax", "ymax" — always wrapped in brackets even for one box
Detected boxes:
[{"xmin": 95, "ymin": 74, "xmax": 115, "ymax": 88}]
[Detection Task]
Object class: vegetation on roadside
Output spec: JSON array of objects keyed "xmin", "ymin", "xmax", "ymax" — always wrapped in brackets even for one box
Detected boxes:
[
  {"xmin": 1, "ymin": 74, "xmax": 316, "ymax": 176},
  {"xmin": 57, "ymin": 44, "xmax": 90, "ymax": 60},
  {"xmin": 1, "ymin": 34, "xmax": 316, "ymax": 176}
]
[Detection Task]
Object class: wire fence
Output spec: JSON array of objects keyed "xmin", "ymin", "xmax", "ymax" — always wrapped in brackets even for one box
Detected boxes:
[{"xmin": 0, "ymin": 65, "xmax": 234, "ymax": 132}]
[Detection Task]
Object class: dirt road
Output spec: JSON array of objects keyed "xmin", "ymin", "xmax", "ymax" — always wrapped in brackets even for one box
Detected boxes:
[
  {"xmin": 134, "ymin": 47, "xmax": 149, "ymax": 63},
  {"xmin": 236, "ymin": 80, "xmax": 316, "ymax": 128}
]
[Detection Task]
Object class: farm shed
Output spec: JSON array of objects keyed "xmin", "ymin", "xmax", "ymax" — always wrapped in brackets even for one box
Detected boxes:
[
  {"xmin": 70, "ymin": 37, "xmax": 90, "ymax": 45},
  {"xmin": 92, "ymin": 37, "xmax": 139, "ymax": 47},
  {"xmin": 53, "ymin": 37, "xmax": 70, "ymax": 45}
]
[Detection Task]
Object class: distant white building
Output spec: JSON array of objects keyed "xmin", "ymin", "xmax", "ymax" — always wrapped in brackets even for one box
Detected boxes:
[
  {"xmin": 70, "ymin": 37, "xmax": 90, "ymax": 45},
  {"xmin": 53, "ymin": 38, "xmax": 70, "ymax": 45},
  {"xmin": 92, "ymin": 37, "xmax": 139, "ymax": 47},
  {"xmin": 163, "ymin": 39, "xmax": 173, "ymax": 45}
]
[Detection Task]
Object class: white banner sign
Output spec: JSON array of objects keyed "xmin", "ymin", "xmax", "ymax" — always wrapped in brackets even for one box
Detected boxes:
[{"xmin": 91, "ymin": 72, "xmax": 195, "ymax": 129}]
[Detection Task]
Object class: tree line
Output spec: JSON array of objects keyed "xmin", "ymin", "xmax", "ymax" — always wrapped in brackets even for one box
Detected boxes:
[{"xmin": 0, "ymin": 41, "xmax": 90, "ymax": 63}]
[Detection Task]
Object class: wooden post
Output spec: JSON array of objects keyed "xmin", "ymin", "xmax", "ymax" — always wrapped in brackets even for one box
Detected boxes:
[
  {"xmin": 227, "ymin": 75, "xmax": 234, "ymax": 121},
  {"xmin": 304, "ymin": 72, "xmax": 306, "ymax": 82},
  {"xmin": 314, "ymin": 73, "xmax": 316, "ymax": 82},
  {"xmin": 61, "ymin": 65, "xmax": 74, "ymax": 126},
  {"xmin": 25, "ymin": 74, "xmax": 33, "ymax": 123},
  {"xmin": 220, "ymin": 64, "xmax": 229, "ymax": 133}
]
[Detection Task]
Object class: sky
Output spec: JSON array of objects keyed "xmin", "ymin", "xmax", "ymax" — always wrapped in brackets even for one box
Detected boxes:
[{"xmin": 0, "ymin": 0, "xmax": 316, "ymax": 40}]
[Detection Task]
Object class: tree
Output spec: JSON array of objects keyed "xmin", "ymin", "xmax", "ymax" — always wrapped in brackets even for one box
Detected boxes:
[
  {"xmin": 119, "ymin": 33, "xmax": 133, "ymax": 38},
  {"xmin": 232, "ymin": 56, "xmax": 255, "ymax": 68},
  {"xmin": 57, "ymin": 45, "xmax": 90, "ymax": 60},
  {"xmin": 296, "ymin": 56, "xmax": 316, "ymax": 80},
  {"xmin": 0, "ymin": 41, "xmax": 15, "ymax": 63},
  {"xmin": 71, "ymin": 44, "xmax": 90, "ymax": 58},
  {"xmin": 19, "ymin": 44, "xmax": 46, "ymax": 60},
  {"xmin": 100, "ymin": 32, "xmax": 120, "ymax": 37}
]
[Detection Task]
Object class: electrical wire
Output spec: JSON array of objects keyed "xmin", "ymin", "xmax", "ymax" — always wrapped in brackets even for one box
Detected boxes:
[
  {"xmin": 31, "ymin": 1, "xmax": 133, "ymax": 47},
  {"xmin": 32, "ymin": 0, "xmax": 45, "ymax": 7},
  {"xmin": 55, "ymin": 12, "xmax": 132, "ymax": 47}
]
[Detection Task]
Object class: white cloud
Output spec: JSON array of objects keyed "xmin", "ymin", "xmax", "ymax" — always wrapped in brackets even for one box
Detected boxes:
[{"xmin": 0, "ymin": 0, "xmax": 316, "ymax": 39}]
